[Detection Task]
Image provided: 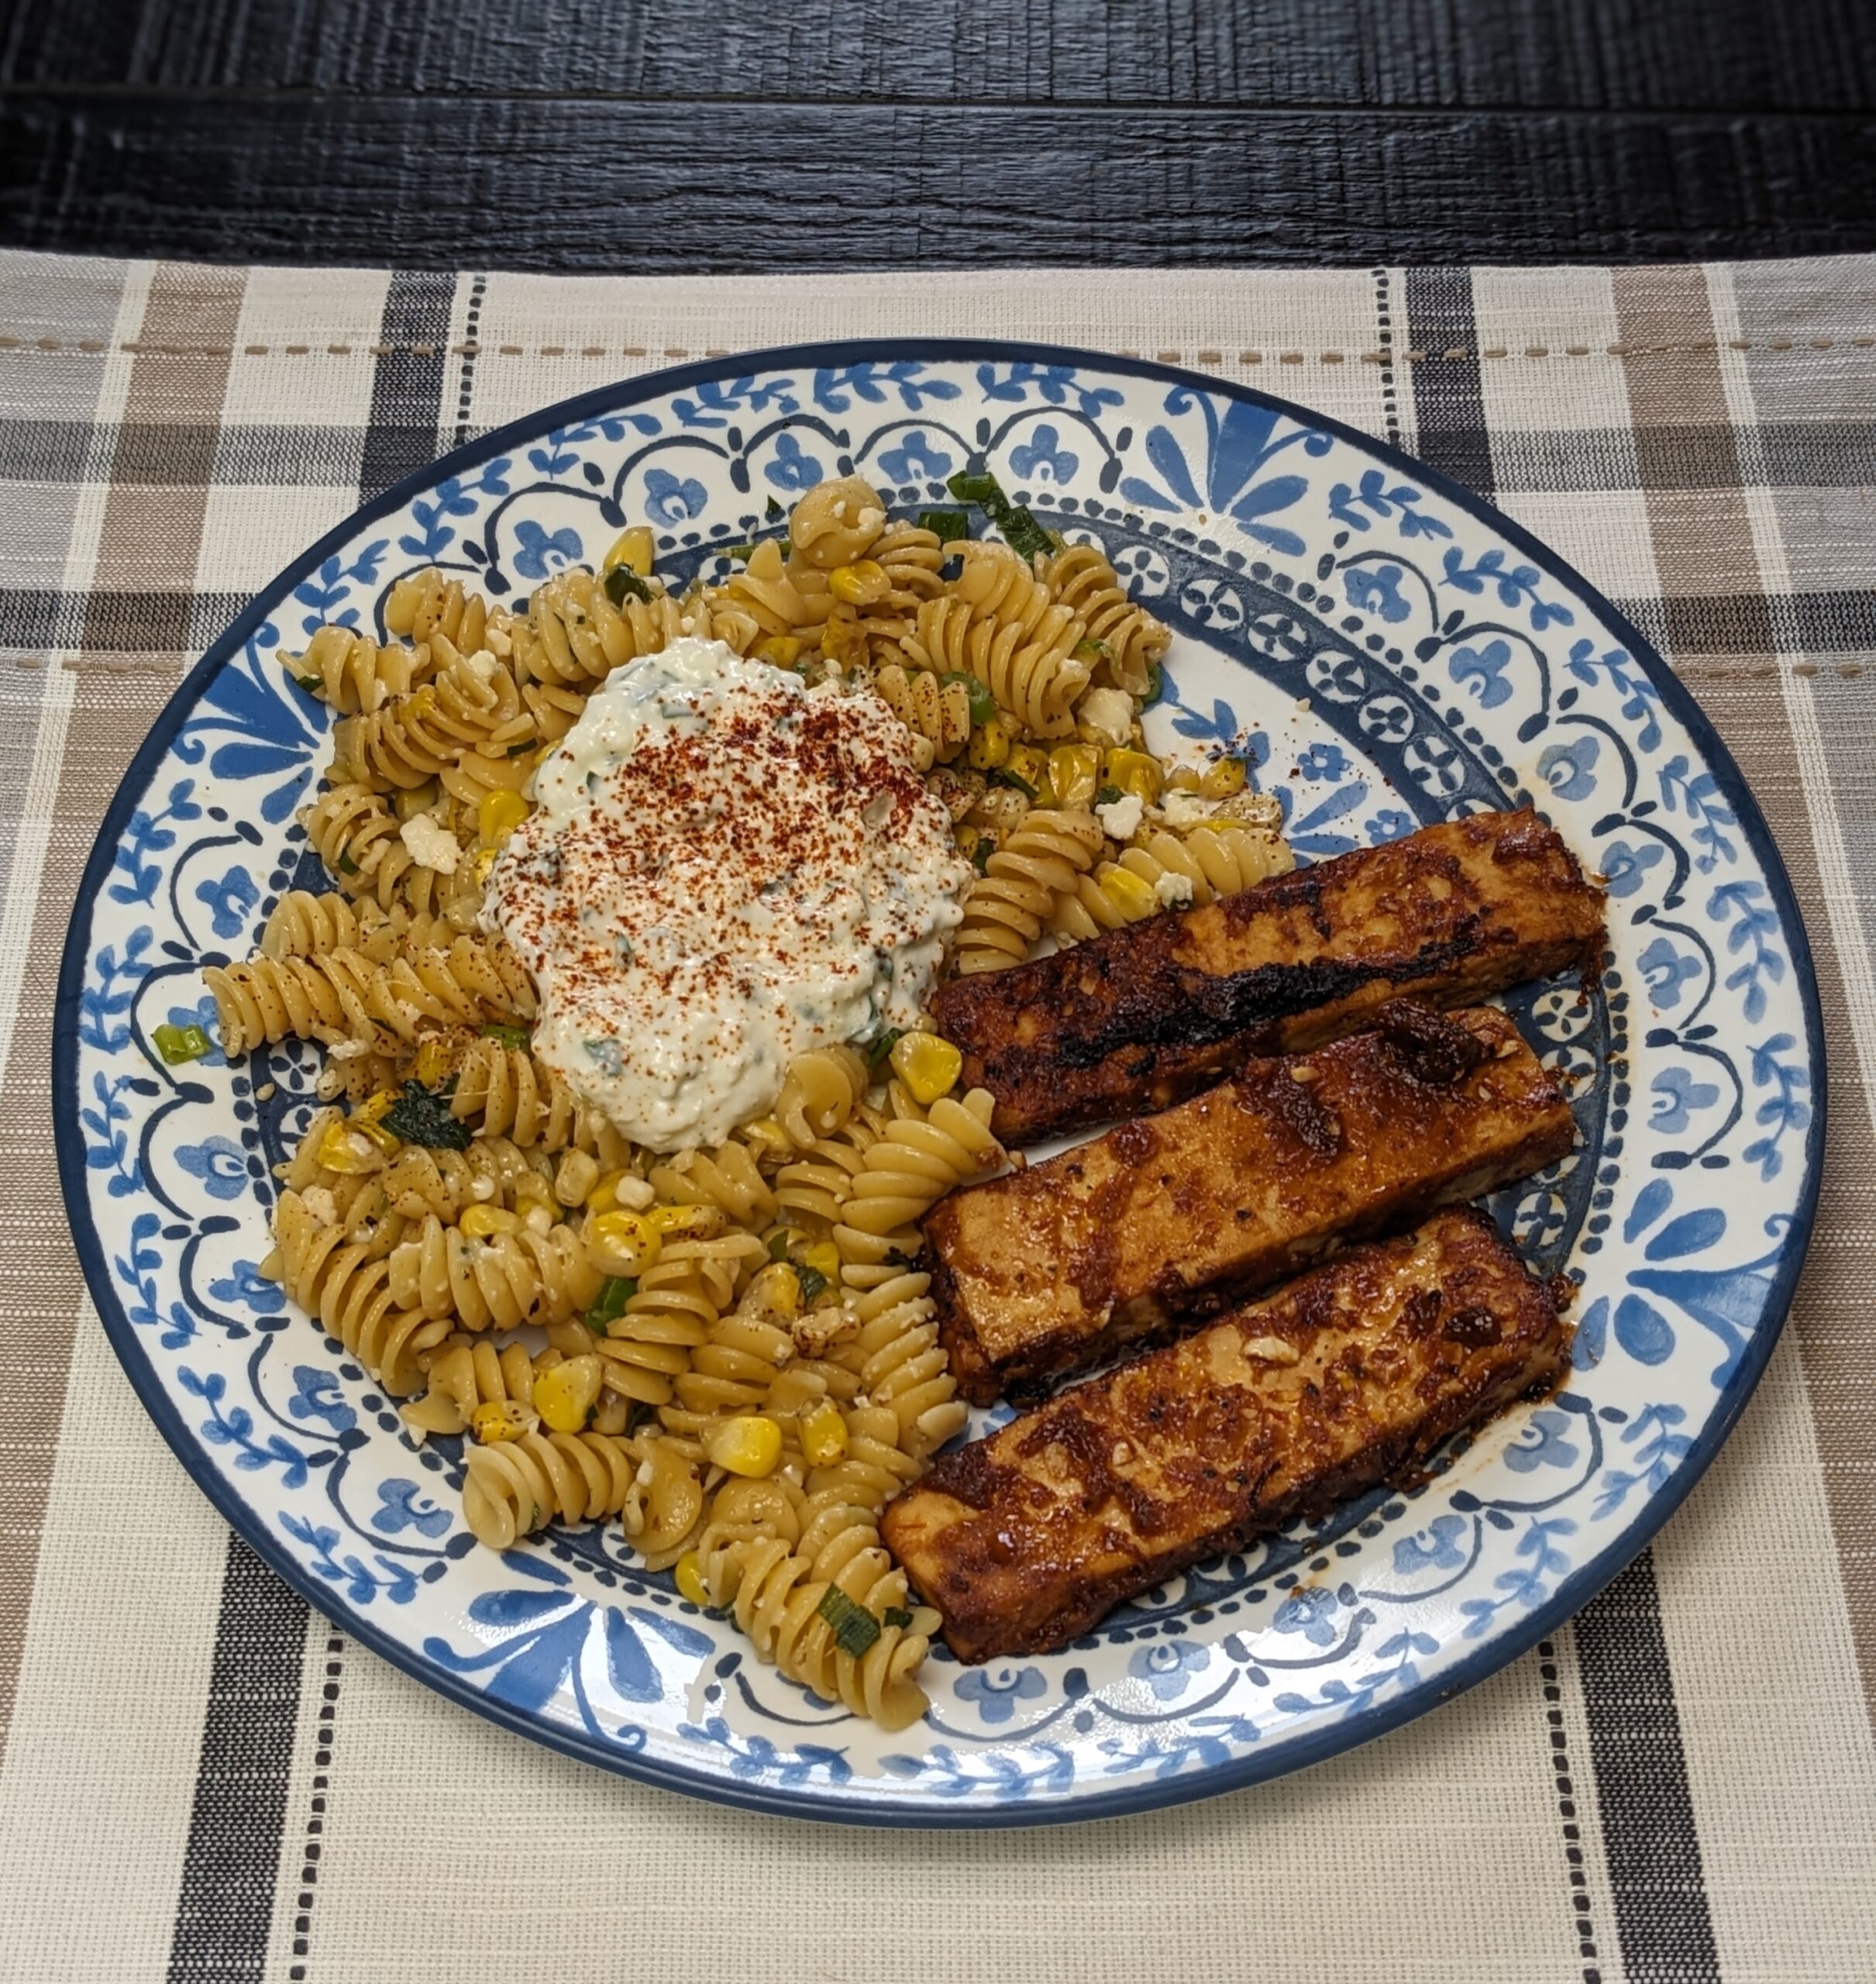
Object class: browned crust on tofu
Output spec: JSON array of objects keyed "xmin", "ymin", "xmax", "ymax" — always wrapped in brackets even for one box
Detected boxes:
[
  {"xmin": 924, "ymin": 1001, "xmax": 1574, "ymax": 1405},
  {"xmin": 883, "ymin": 1209, "xmax": 1569, "ymax": 1663},
  {"xmin": 928, "ymin": 807, "xmax": 1606, "ymax": 1146}
]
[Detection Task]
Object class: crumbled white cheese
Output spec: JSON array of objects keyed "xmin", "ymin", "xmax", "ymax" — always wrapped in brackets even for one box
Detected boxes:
[
  {"xmin": 301, "ymin": 1186, "xmax": 338, "ymax": 1227},
  {"xmin": 328, "ymin": 1038, "xmax": 370, "ymax": 1059},
  {"xmin": 611, "ymin": 1173, "xmax": 656, "ymax": 1211},
  {"xmin": 791, "ymin": 1305, "xmax": 859, "ymax": 1358},
  {"xmin": 855, "ymin": 505, "xmax": 886, "ymax": 538},
  {"xmin": 1156, "ymin": 789, "xmax": 1218, "ymax": 830},
  {"xmin": 398, "ymin": 812, "xmax": 461, "ymax": 874},
  {"xmin": 1076, "ymin": 687, "xmax": 1135, "ymax": 748},
  {"xmin": 1154, "ymin": 870, "xmax": 1196, "ymax": 908},
  {"xmin": 484, "ymin": 615, "xmax": 514, "ymax": 659},
  {"xmin": 1096, "ymin": 792, "xmax": 1144, "ymax": 839},
  {"xmin": 460, "ymin": 646, "xmax": 497, "ymax": 682}
]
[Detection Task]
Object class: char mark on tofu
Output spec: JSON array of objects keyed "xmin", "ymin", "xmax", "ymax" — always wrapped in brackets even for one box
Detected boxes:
[
  {"xmin": 922, "ymin": 1001, "xmax": 1575, "ymax": 1405},
  {"xmin": 882, "ymin": 1209, "xmax": 1570, "ymax": 1664},
  {"xmin": 927, "ymin": 806, "xmax": 1606, "ymax": 1145}
]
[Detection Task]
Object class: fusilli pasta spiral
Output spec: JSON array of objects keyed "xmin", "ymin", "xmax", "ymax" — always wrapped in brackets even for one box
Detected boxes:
[
  {"xmin": 954, "ymin": 806, "xmax": 1105, "ymax": 973},
  {"xmin": 462, "ymin": 1429, "xmax": 637, "ymax": 1549}
]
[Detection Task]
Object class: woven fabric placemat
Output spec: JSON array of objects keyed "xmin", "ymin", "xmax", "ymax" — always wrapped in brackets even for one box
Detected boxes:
[{"xmin": 0, "ymin": 251, "xmax": 1872, "ymax": 1984}]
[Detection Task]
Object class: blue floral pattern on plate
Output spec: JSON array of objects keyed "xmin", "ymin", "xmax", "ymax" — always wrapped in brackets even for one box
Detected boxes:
[{"xmin": 53, "ymin": 343, "xmax": 1822, "ymax": 1826}]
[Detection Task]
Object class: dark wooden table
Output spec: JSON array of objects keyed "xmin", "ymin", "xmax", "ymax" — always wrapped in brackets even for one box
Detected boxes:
[{"xmin": 2, "ymin": 0, "xmax": 1874, "ymax": 268}]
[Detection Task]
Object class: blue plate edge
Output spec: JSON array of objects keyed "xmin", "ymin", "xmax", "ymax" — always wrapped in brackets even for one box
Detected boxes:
[{"xmin": 50, "ymin": 336, "xmax": 1828, "ymax": 1829}]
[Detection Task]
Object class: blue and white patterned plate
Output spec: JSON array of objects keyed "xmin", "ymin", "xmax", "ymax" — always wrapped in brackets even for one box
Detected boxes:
[{"xmin": 55, "ymin": 344, "xmax": 1823, "ymax": 1824}]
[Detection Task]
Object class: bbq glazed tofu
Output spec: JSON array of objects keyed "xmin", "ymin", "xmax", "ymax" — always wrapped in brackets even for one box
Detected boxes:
[
  {"xmin": 924, "ymin": 1000, "xmax": 1574, "ymax": 1405},
  {"xmin": 883, "ymin": 1208, "xmax": 1570, "ymax": 1663},
  {"xmin": 928, "ymin": 807, "xmax": 1605, "ymax": 1146}
]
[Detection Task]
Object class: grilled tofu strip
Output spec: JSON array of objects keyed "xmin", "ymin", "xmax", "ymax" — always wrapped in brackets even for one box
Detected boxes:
[
  {"xmin": 925, "ymin": 1001, "xmax": 1573, "ymax": 1405},
  {"xmin": 928, "ymin": 806, "xmax": 1604, "ymax": 1145},
  {"xmin": 885, "ymin": 1209, "xmax": 1568, "ymax": 1662}
]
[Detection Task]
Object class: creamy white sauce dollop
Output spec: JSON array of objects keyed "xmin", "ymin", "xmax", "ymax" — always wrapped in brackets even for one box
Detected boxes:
[{"xmin": 485, "ymin": 637, "xmax": 972, "ymax": 1152}]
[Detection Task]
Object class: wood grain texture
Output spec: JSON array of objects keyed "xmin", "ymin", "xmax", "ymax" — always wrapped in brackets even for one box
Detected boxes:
[
  {"xmin": 2, "ymin": 94, "xmax": 1874, "ymax": 269},
  {"xmin": 3, "ymin": 0, "xmax": 1873, "ymax": 109}
]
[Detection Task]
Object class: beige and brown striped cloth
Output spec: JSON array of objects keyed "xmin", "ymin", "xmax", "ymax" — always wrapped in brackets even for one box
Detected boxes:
[{"xmin": 0, "ymin": 250, "xmax": 1872, "ymax": 1983}]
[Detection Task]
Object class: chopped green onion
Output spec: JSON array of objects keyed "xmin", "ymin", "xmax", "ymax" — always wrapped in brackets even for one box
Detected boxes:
[
  {"xmin": 1141, "ymin": 663, "xmax": 1165, "ymax": 709},
  {"xmin": 604, "ymin": 565, "xmax": 652, "ymax": 606},
  {"xmin": 336, "ymin": 851, "xmax": 359, "ymax": 876},
  {"xmin": 1072, "ymin": 636, "xmax": 1110, "ymax": 662},
  {"xmin": 990, "ymin": 766, "xmax": 1038, "ymax": 801},
  {"xmin": 944, "ymin": 670, "xmax": 997, "ymax": 727},
  {"xmin": 480, "ymin": 1021, "xmax": 532, "ymax": 1050},
  {"xmin": 585, "ymin": 1276, "xmax": 636, "ymax": 1332},
  {"xmin": 919, "ymin": 508, "xmax": 969, "ymax": 546},
  {"xmin": 867, "ymin": 1027, "xmax": 904, "ymax": 1073},
  {"xmin": 764, "ymin": 494, "xmax": 784, "ymax": 519},
  {"xmin": 153, "ymin": 1021, "xmax": 212, "ymax": 1065},
  {"xmin": 1095, "ymin": 784, "xmax": 1124, "ymax": 807},
  {"xmin": 969, "ymin": 838, "xmax": 991, "ymax": 875},
  {"xmin": 944, "ymin": 469, "xmax": 1055, "ymax": 563},
  {"xmin": 796, "ymin": 1264, "xmax": 828, "ymax": 1305},
  {"xmin": 816, "ymin": 1586, "xmax": 882, "ymax": 1658},
  {"xmin": 882, "ymin": 1607, "xmax": 914, "ymax": 1631},
  {"xmin": 714, "ymin": 540, "xmax": 757, "ymax": 562},
  {"xmin": 380, "ymin": 1077, "xmax": 469, "ymax": 1151},
  {"xmin": 294, "ymin": 673, "xmax": 322, "ymax": 692},
  {"xmin": 767, "ymin": 1231, "xmax": 791, "ymax": 1262}
]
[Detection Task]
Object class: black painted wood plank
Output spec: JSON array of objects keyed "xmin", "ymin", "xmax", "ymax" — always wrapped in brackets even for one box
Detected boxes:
[
  {"xmin": 4, "ymin": 0, "xmax": 1873, "ymax": 112},
  {"xmin": 2, "ymin": 95, "xmax": 1871, "ymax": 270}
]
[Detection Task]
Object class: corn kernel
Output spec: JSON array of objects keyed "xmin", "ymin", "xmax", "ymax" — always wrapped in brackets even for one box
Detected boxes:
[
  {"xmin": 412, "ymin": 1035, "xmax": 453, "ymax": 1087},
  {"xmin": 969, "ymin": 715, "xmax": 1013, "ymax": 771},
  {"xmin": 460, "ymin": 1203, "xmax": 521, "ymax": 1240},
  {"xmin": 1048, "ymin": 743, "xmax": 1102, "ymax": 811},
  {"xmin": 1096, "ymin": 863, "xmax": 1162, "ymax": 920},
  {"xmin": 354, "ymin": 1089, "xmax": 399, "ymax": 1125},
  {"xmin": 479, "ymin": 787, "xmax": 531, "ymax": 849},
  {"xmin": 646, "ymin": 1202, "xmax": 724, "ymax": 1240},
  {"xmin": 800, "ymin": 1239, "xmax": 842, "ymax": 1287},
  {"xmin": 1200, "ymin": 756, "xmax": 1248, "ymax": 799},
  {"xmin": 1006, "ymin": 743, "xmax": 1053, "ymax": 804},
  {"xmin": 602, "ymin": 525, "xmax": 655, "ymax": 577},
  {"xmin": 740, "ymin": 1116, "xmax": 792, "ymax": 1164},
  {"xmin": 752, "ymin": 634, "xmax": 803, "ymax": 668},
  {"xmin": 1103, "ymin": 747, "xmax": 1163, "ymax": 806},
  {"xmin": 473, "ymin": 847, "xmax": 497, "ymax": 884},
  {"xmin": 890, "ymin": 1030, "xmax": 962, "ymax": 1105},
  {"xmin": 1165, "ymin": 765, "xmax": 1203, "ymax": 793},
  {"xmin": 673, "ymin": 1551, "xmax": 710, "ymax": 1608},
  {"xmin": 533, "ymin": 1354, "xmax": 603, "ymax": 1433},
  {"xmin": 828, "ymin": 558, "xmax": 890, "ymax": 607},
  {"xmin": 470, "ymin": 1398, "xmax": 538, "ymax": 1444},
  {"xmin": 751, "ymin": 1261, "xmax": 803, "ymax": 1318},
  {"xmin": 800, "ymin": 1400, "xmax": 849, "ymax": 1467},
  {"xmin": 587, "ymin": 1208, "xmax": 661, "ymax": 1276},
  {"xmin": 318, "ymin": 1120, "xmax": 388, "ymax": 1175},
  {"xmin": 707, "ymin": 1414, "xmax": 784, "ymax": 1479}
]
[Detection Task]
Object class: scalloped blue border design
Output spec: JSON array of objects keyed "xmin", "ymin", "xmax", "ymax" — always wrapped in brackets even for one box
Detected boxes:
[{"xmin": 53, "ymin": 341, "xmax": 1825, "ymax": 1827}]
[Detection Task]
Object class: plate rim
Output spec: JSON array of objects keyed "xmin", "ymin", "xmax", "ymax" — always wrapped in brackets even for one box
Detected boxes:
[{"xmin": 52, "ymin": 337, "xmax": 1827, "ymax": 1827}]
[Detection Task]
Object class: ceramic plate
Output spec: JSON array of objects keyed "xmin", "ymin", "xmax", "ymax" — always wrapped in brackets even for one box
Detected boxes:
[{"xmin": 55, "ymin": 343, "xmax": 1823, "ymax": 1824}]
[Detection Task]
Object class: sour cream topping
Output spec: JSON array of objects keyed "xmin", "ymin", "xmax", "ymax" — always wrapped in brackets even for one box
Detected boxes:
[{"xmin": 485, "ymin": 637, "xmax": 972, "ymax": 1152}]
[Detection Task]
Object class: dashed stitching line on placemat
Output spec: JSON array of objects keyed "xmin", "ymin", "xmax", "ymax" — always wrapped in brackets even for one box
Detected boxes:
[
  {"xmin": 1, "ymin": 337, "xmax": 1873, "ymax": 360},
  {"xmin": 11, "ymin": 654, "xmax": 1864, "ymax": 678},
  {"xmin": 1540, "ymin": 1639, "xmax": 1605, "ymax": 1984},
  {"xmin": 287, "ymin": 1631, "xmax": 345, "ymax": 1983}
]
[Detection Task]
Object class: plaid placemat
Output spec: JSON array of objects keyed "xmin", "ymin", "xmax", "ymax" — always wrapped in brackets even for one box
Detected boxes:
[{"xmin": 1, "ymin": 251, "xmax": 1873, "ymax": 1984}]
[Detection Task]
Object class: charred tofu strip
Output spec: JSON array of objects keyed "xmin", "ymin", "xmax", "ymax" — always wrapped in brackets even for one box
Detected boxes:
[
  {"xmin": 925, "ymin": 1001, "xmax": 1573, "ymax": 1405},
  {"xmin": 885, "ymin": 1209, "xmax": 1568, "ymax": 1662},
  {"xmin": 928, "ymin": 807, "xmax": 1604, "ymax": 1145}
]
